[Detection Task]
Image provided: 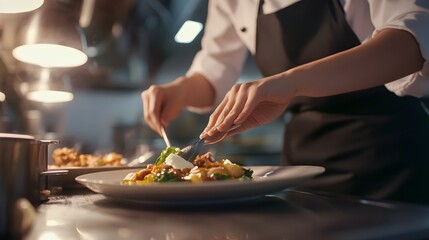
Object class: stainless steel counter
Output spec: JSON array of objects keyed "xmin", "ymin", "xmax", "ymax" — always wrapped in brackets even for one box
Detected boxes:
[{"xmin": 24, "ymin": 188, "xmax": 429, "ymax": 240}]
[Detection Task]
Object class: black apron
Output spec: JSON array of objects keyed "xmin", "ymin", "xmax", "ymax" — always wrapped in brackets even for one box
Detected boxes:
[{"xmin": 254, "ymin": 0, "xmax": 429, "ymax": 203}]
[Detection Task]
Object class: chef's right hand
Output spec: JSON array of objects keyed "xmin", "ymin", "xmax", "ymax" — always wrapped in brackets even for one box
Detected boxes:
[
  {"xmin": 142, "ymin": 76, "xmax": 190, "ymax": 135},
  {"xmin": 142, "ymin": 73, "xmax": 216, "ymax": 135}
]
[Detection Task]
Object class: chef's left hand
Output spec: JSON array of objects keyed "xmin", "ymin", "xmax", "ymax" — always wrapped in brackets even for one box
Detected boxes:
[{"xmin": 200, "ymin": 77, "xmax": 296, "ymax": 142}]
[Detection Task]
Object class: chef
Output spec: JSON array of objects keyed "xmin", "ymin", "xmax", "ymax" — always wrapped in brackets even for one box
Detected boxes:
[{"xmin": 142, "ymin": 0, "xmax": 429, "ymax": 204}]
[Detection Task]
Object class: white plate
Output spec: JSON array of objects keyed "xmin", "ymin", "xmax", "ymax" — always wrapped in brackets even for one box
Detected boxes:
[
  {"xmin": 75, "ymin": 165, "xmax": 325, "ymax": 205},
  {"xmin": 48, "ymin": 165, "xmax": 145, "ymax": 189}
]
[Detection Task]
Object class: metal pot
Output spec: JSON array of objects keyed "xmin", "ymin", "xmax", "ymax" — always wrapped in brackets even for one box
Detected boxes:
[{"xmin": 0, "ymin": 133, "xmax": 67, "ymax": 238}]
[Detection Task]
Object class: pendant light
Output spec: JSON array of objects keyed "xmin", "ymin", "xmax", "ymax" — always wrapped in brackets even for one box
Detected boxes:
[
  {"xmin": 23, "ymin": 68, "xmax": 74, "ymax": 103},
  {"xmin": 0, "ymin": 0, "xmax": 44, "ymax": 14},
  {"xmin": 12, "ymin": 0, "xmax": 88, "ymax": 68}
]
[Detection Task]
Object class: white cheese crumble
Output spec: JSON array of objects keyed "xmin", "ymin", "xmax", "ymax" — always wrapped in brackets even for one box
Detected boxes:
[{"xmin": 165, "ymin": 153, "xmax": 194, "ymax": 169}]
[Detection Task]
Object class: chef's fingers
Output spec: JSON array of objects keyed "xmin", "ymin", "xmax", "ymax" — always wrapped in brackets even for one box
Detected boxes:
[
  {"xmin": 200, "ymin": 84, "xmax": 246, "ymax": 138},
  {"xmin": 204, "ymin": 82, "xmax": 263, "ymax": 140},
  {"xmin": 216, "ymin": 83, "xmax": 254, "ymax": 132},
  {"xmin": 160, "ymin": 101, "xmax": 181, "ymax": 128},
  {"xmin": 202, "ymin": 103, "xmax": 227, "ymax": 139},
  {"xmin": 151, "ymin": 93, "xmax": 164, "ymax": 134},
  {"xmin": 142, "ymin": 90, "xmax": 156, "ymax": 132},
  {"xmin": 202, "ymin": 89, "xmax": 238, "ymax": 138},
  {"xmin": 203, "ymin": 93, "xmax": 230, "ymax": 134},
  {"xmin": 211, "ymin": 91, "xmax": 239, "ymax": 133},
  {"xmin": 212, "ymin": 84, "xmax": 245, "ymax": 132},
  {"xmin": 142, "ymin": 86, "xmax": 163, "ymax": 135},
  {"xmin": 204, "ymin": 119, "xmax": 254, "ymax": 144}
]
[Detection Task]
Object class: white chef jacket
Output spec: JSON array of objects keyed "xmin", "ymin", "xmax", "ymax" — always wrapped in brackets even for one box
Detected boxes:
[{"xmin": 186, "ymin": 0, "xmax": 429, "ymax": 113}]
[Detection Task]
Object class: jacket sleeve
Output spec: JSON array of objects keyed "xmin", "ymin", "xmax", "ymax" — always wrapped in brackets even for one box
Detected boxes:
[
  {"xmin": 186, "ymin": 0, "xmax": 249, "ymax": 113},
  {"xmin": 368, "ymin": 0, "xmax": 429, "ymax": 97}
]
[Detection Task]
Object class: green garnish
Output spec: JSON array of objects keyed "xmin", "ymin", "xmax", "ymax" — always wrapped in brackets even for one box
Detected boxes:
[
  {"xmin": 240, "ymin": 168, "xmax": 254, "ymax": 180},
  {"xmin": 155, "ymin": 146, "xmax": 181, "ymax": 165},
  {"xmin": 213, "ymin": 173, "xmax": 230, "ymax": 180},
  {"xmin": 156, "ymin": 170, "xmax": 181, "ymax": 182}
]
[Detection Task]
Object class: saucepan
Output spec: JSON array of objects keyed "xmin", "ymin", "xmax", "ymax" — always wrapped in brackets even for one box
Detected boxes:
[{"xmin": 0, "ymin": 133, "xmax": 67, "ymax": 238}]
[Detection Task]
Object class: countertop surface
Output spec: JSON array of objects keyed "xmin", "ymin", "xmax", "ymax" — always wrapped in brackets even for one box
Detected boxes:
[{"xmin": 24, "ymin": 188, "xmax": 429, "ymax": 240}]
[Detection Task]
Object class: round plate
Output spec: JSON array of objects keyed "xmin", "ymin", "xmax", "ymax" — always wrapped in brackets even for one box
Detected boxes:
[
  {"xmin": 75, "ymin": 165, "xmax": 325, "ymax": 204},
  {"xmin": 48, "ymin": 165, "xmax": 145, "ymax": 189}
]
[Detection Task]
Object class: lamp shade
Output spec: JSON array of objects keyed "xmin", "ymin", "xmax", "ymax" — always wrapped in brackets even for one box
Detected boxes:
[
  {"xmin": 0, "ymin": 0, "xmax": 44, "ymax": 13},
  {"xmin": 12, "ymin": 0, "xmax": 88, "ymax": 68}
]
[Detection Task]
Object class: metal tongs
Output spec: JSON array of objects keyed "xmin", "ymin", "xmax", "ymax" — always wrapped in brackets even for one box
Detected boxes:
[
  {"xmin": 161, "ymin": 127, "xmax": 172, "ymax": 148},
  {"xmin": 180, "ymin": 124, "xmax": 241, "ymax": 161},
  {"xmin": 160, "ymin": 126, "xmax": 200, "ymax": 161}
]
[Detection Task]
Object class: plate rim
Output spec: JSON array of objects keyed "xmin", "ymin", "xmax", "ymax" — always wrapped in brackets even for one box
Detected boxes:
[
  {"xmin": 75, "ymin": 165, "xmax": 325, "ymax": 187},
  {"xmin": 75, "ymin": 165, "xmax": 325, "ymax": 203}
]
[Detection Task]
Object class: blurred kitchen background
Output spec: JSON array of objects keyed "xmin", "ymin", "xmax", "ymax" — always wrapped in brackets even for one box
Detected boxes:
[{"xmin": 0, "ymin": 0, "xmax": 284, "ymax": 165}]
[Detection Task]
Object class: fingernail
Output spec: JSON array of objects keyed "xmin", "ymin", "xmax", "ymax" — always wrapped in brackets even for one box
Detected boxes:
[
  {"xmin": 233, "ymin": 120, "xmax": 242, "ymax": 125},
  {"xmin": 207, "ymin": 129, "xmax": 216, "ymax": 136}
]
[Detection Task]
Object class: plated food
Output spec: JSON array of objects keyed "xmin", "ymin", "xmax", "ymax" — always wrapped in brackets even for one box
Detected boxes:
[
  {"xmin": 76, "ymin": 165, "xmax": 326, "ymax": 204},
  {"xmin": 51, "ymin": 147, "xmax": 125, "ymax": 168},
  {"xmin": 122, "ymin": 147, "xmax": 253, "ymax": 184}
]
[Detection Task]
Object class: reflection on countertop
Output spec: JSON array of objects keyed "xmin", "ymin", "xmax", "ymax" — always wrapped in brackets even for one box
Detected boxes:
[{"xmin": 24, "ymin": 188, "xmax": 429, "ymax": 240}]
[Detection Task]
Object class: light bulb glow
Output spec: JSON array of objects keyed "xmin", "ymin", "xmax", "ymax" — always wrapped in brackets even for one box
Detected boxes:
[
  {"xmin": 0, "ymin": 91, "xmax": 5, "ymax": 102},
  {"xmin": 27, "ymin": 90, "xmax": 74, "ymax": 103},
  {"xmin": 13, "ymin": 44, "xmax": 88, "ymax": 68}
]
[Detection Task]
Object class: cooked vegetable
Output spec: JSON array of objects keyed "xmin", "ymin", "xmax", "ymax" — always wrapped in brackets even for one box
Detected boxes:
[
  {"xmin": 155, "ymin": 146, "xmax": 181, "ymax": 165},
  {"xmin": 123, "ymin": 152, "xmax": 253, "ymax": 184},
  {"xmin": 213, "ymin": 173, "xmax": 230, "ymax": 180},
  {"xmin": 240, "ymin": 169, "xmax": 254, "ymax": 181},
  {"xmin": 51, "ymin": 147, "xmax": 124, "ymax": 167},
  {"xmin": 156, "ymin": 170, "xmax": 181, "ymax": 182},
  {"xmin": 224, "ymin": 161, "xmax": 245, "ymax": 178}
]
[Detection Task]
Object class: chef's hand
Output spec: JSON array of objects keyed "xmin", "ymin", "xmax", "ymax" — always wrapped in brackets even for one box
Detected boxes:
[
  {"xmin": 200, "ymin": 77, "xmax": 296, "ymax": 143},
  {"xmin": 142, "ymin": 73, "xmax": 215, "ymax": 135}
]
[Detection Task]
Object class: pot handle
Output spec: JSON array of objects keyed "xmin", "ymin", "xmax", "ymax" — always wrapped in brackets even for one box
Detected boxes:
[
  {"xmin": 38, "ymin": 139, "xmax": 60, "ymax": 144},
  {"xmin": 40, "ymin": 169, "xmax": 69, "ymax": 176}
]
